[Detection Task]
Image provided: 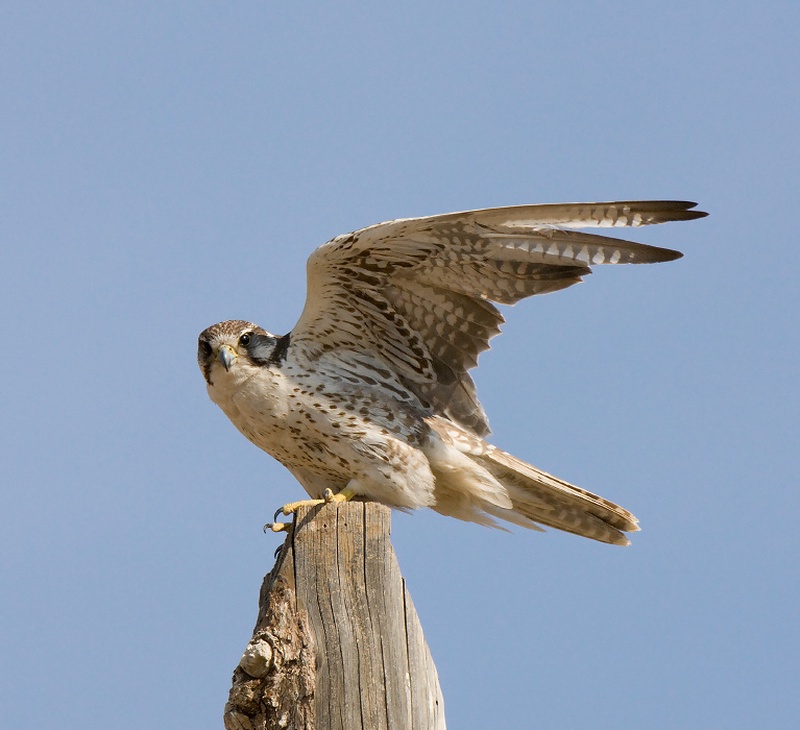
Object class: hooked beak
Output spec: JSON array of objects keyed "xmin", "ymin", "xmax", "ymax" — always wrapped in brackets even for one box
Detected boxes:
[{"xmin": 216, "ymin": 344, "xmax": 238, "ymax": 371}]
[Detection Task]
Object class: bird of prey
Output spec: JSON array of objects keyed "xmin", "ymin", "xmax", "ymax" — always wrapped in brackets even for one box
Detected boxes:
[{"xmin": 198, "ymin": 200, "xmax": 705, "ymax": 545}]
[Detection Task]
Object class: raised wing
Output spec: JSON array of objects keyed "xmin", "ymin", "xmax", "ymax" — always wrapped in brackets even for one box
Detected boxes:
[{"xmin": 290, "ymin": 200, "xmax": 706, "ymax": 436}]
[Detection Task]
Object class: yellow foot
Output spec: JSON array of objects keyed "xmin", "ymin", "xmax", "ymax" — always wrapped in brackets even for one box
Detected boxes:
[{"xmin": 264, "ymin": 488, "xmax": 356, "ymax": 533}]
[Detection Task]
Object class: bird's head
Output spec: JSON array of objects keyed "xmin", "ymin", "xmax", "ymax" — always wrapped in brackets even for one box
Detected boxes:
[{"xmin": 197, "ymin": 320, "xmax": 282, "ymax": 387}]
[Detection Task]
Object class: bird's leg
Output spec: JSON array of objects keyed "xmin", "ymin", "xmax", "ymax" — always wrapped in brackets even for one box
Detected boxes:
[{"xmin": 265, "ymin": 487, "xmax": 357, "ymax": 533}]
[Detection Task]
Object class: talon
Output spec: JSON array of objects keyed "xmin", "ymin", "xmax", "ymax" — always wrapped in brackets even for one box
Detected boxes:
[
  {"xmin": 277, "ymin": 496, "xmax": 326, "ymax": 516},
  {"xmin": 268, "ymin": 490, "xmax": 356, "ymax": 527},
  {"xmin": 264, "ymin": 522, "xmax": 289, "ymax": 533}
]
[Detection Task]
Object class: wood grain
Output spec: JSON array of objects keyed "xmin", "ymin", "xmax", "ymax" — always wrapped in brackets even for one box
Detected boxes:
[{"xmin": 224, "ymin": 501, "xmax": 445, "ymax": 730}]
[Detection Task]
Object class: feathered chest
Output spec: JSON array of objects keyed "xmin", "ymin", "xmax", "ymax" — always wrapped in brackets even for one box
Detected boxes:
[
  {"xmin": 207, "ymin": 364, "xmax": 296, "ymax": 448},
  {"xmin": 207, "ymin": 357, "xmax": 430, "ymax": 470}
]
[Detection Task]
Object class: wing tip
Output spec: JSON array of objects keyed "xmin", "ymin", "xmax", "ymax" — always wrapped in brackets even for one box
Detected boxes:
[
  {"xmin": 671, "ymin": 201, "xmax": 709, "ymax": 222},
  {"xmin": 659, "ymin": 248, "xmax": 684, "ymax": 262},
  {"xmin": 624, "ymin": 200, "xmax": 707, "ymax": 225}
]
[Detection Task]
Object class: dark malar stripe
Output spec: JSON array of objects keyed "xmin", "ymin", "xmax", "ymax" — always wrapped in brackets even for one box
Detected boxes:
[{"xmin": 269, "ymin": 333, "xmax": 291, "ymax": 365}]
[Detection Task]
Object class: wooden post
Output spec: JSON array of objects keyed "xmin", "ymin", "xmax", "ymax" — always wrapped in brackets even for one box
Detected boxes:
[{"xmin": 224, "ymin": 501, "xmax": 446, "ymax": 730}]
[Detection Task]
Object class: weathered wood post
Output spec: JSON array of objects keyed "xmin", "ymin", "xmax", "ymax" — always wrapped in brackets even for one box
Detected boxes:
[{"xmin": 224, "ymin": 501, "xmax": 446, "ymax": 730}]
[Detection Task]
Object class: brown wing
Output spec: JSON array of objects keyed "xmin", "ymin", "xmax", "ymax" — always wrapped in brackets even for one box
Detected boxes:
[{"xmin": 290, "ymin": 201, "xmax": 706, "ymax": 436}]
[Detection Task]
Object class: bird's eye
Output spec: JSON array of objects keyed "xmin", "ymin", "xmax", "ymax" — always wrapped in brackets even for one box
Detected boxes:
[{"xmin": 239, "ymin": 332, "xmax": 251, "ymax": 347}]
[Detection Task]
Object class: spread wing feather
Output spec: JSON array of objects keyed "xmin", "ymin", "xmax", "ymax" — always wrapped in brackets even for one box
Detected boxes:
[{"xmin": 291, "ymin": 200, "xmax": 705, "ymax": 436}]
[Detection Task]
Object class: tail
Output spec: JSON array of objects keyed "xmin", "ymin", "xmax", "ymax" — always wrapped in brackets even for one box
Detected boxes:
[
  {"xmin": 479, "ymin": 445, "xmax": 639, "ymax": 545},
  {"xmin": 425, "ymin": 416, "xmax": 638, "ymax": 546}
]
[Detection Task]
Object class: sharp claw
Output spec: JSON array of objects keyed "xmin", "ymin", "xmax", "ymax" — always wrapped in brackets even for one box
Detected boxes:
[
  {"xmin": 323, "ymin": 488, "xmax": 335, "ymax": 502},
  {"xmin": 273, "ymin": 507, "xmax": 284, "ymax": 521},
  {"xmin": 264, "ymin": 522, "xmax": 289, "ymax": 533}
]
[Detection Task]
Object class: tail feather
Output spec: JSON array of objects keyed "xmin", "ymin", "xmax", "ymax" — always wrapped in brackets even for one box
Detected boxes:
[
  {"xmin": 481, "ymin": 446, "xmax": 638, "ymax": 545},
  {"xmin": 425, "ymin": 416, "xmax": 639, "ymax": 546}
]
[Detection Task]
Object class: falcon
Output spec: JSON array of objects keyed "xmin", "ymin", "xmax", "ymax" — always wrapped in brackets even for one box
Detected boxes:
[{"xmin": 198, "ymin": 200, "xmax": 706, "ymax": 545}]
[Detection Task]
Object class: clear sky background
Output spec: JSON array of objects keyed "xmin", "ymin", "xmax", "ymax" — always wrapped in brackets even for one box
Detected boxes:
[{"xmin": 3, "ymin": 2, "xmax": 798, "ymax": 728}]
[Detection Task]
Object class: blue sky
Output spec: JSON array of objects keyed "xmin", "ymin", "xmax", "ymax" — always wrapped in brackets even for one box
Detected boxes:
[{"xmin": 2, "ymin": 2, "xmax": 798, "ymax": 728}]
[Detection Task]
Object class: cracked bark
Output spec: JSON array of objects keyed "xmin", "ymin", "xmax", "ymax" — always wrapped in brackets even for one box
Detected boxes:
[{"xmin": 224, "ymin": 501, "xmax": 446, "ymax": 730}]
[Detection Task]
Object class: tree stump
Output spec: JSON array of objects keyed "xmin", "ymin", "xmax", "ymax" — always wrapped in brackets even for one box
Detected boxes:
[{"xmin": 224, "ymin": 501, "xmax": 446, "ymax": 730}]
